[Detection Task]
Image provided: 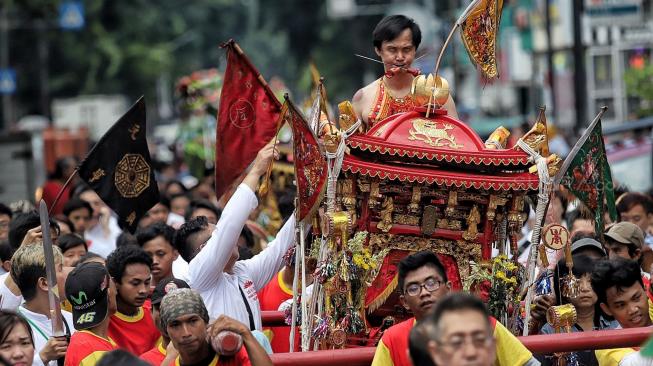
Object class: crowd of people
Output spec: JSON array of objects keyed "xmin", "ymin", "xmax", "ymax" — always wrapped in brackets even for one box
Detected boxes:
[
  {"xmin": 0, "ymin": 144, "xmax": 283, "ymax": 366},
  {"xmin": 0, "ymin": 13, "xmax": 650, "ymax": 366},
  {"xmin": 0, "ymin": 141, "xmax": 651, "ymax": 366}
]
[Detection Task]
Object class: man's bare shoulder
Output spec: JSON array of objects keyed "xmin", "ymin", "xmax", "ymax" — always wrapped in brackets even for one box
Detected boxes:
[{"xmin": 352, "ymin": 80, "xmax": 379, "ymax": 106}]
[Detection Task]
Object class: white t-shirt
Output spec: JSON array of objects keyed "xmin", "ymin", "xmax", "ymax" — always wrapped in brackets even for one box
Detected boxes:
[
  {"xmin": 167, "ymin": 212, "xmax": 185, "ymax": 229},
  {"xmin": 189, "ymin": 184, "xmax": 296, "ymax": 330},
  {"xmin": 84, "ymin": 215, "xmax": 122, "ymax": 258},
  {"xmin": 0, "ymin": 272, "xmax": 22, "ymax": 311},
  {"xmin": 172, "ymin": 256, "xmax": 190, "ymax": 283},
  {"xmin": 17, "ymin": 305, "xmax": 75, "ymax": 366}
]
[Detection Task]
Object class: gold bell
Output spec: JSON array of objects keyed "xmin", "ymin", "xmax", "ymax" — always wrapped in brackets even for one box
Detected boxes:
[{"xmin": 411, "ymin": 73, "xmax": 450, "ymax": 108}]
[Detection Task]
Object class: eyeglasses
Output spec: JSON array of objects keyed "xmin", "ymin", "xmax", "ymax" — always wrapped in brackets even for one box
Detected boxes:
[
  {"xmin": 438, "ymin": 333, "xmax": 493, "ymax": 350},
  {"xmin": 404, "ymin": 278, "xmax": 442, "ymax": 297}
]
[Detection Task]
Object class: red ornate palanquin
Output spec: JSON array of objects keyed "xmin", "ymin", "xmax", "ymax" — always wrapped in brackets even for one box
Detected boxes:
[{"xmin": 333, "ymin": 107, "xmax": 538, "ymax": 320}]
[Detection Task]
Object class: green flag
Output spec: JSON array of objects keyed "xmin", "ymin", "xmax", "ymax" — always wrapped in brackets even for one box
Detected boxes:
[
  {"xmin": 642, "ymin": 334, "xmax": 653, "ymax": 358},
  {"xmin": 555, "ymin": 107, "xmax": 617, "ymax": 235}
]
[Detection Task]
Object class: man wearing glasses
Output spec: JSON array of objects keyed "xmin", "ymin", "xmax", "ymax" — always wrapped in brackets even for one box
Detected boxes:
[
  {"xmin": 371, "ymin": 251, "xmax": 538, "ymax": 366},
  {"xmin": 425, "ymin": 293, "xmax": 496, "ymax": 366}
]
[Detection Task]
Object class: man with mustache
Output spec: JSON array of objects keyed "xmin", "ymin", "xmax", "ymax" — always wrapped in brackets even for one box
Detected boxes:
[
  {"xmin": 592, "ymin": 258, "xmax": 652, "ymax": 365},
  {"xmin": 372, "ymin": 251, "xmax": 537, "ymax": 366},
  {"xmin": 352, "ymin": 15, "xmax": 458, "ymax": 130},
  {"xmin": 106, "ymin": 245, "xmax": 160, "ymax": 355}
]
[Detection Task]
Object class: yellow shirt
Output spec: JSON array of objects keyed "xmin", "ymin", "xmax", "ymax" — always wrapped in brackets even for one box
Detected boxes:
[
  {"xmin": 595, "ymin": 348, "xmax": 638, "ymax": 366},
  {"xmin": 371, "ymin": 317, "xmax": 533, "ymax": 366}
]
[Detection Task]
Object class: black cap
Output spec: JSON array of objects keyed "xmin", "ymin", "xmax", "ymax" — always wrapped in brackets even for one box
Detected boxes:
[
  {"xmin": 151, "ymin": 278, "xmax": 190, "ymax": 305},
  {"xmin": 65, "ymin": 262, "xmax": 111, "ymax": 330}
]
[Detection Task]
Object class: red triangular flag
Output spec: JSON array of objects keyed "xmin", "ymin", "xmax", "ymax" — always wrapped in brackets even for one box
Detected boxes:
[
  {"xmin": 286, "ymin": 97, "xmax": 327, "ymax": 222},
  {"xmin": 216, "ymin": 40, "xmax": 282, "ymax": 199}
]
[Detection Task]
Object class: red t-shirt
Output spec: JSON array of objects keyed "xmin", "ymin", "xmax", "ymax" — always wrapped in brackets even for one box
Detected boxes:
[
  {"xmin": 257, "ymin": 269, "xmax": 298, "ymax": 352},
  {"xmin": 140, "ymin": 342, "xmax": 166, "ymax": 366},
  {"xmin": 64, "ymin": 330, "xmax": 118, "ymax": 366},
  {"xmin": 174, "ymin": 347, "xmax": 250, "ymax": 366},
  {"xmin": 108, "ymin": 305, "xmax": 161, "ymax": 355},
  {"xmin": 374, "ymin": 317, "xmax": 416, "ymax": 366}
]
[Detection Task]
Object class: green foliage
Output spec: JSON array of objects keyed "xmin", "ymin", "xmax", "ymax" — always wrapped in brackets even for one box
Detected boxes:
[
  {"xmin": 624, "ymin": 65, "xmax": 653, "ymax": 118},
  {"xmin": 7, "ymin": 0, "xmax": 388, "ymax": 118}
]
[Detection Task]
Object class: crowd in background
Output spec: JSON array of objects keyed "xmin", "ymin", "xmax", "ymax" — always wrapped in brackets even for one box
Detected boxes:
[{"xmin": 0, "ymin": 134, "xmax": 649, "ymax": 366}]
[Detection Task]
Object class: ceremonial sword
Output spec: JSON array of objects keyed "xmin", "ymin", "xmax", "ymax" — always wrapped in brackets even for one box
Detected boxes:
[{"xmin": 38, "ymin": 201, "xmax": 65, "ymax": 338}]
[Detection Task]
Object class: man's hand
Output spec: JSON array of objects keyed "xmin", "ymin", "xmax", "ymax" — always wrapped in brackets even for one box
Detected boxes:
[
  {"xmin": 243, "ymin": 140, "xmax": 279, "ymax": 192},
  {"xmin": 252, "ymin": 140, "xmax": 278, "ymax": 176},
  {"xmin": 531, "ymin": 294, "xmax": 556, "ymax": 323},
  {"xmin": 209, "ymin": 315, "xmax": 273, "ymax": 366},
  {"xmin": 208, "ymin": 315, "xmax": 251, "ymax": 338},
  {"xmin": 39, "ymin": 336, "xmax": 67, "ymax": 363},
  {"xmin": 21, "ymin": 226, "xmax": 43, "ymax": 246},
  {"xmin": 160, "ymin": 342, "xmax": 179, "ymax": 366}
]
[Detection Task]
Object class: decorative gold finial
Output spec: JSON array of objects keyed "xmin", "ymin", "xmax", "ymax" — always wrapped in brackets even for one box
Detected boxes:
[{"xmin": 411, "ymin": 74, "xmax": 450, "ymax": 112}]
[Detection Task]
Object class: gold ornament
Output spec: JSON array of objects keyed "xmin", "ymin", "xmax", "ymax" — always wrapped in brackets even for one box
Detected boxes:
[
  {"xmin": 338, "ymin": 101, "xmax": 358, "ymax": 132},
  {"xmin": 411, "ymin": 74, "xmax": 450, "ymax": 107},
  {"xmin": 484, "ymin": 126, "xmax": 510, "ymax": 149},
  {"xmin": 376, "ymin": 196, "xmax": 394, "ymax": 233},
  {"xmin": 408, "ymin": 119, "xmax": 463, "ymax": 149},
  {"xmin": 368, "ymin": 233, "xmax": 481, "ymax": 278},
  {"xmin": 546, "ymin": 304, "xmax": 577, "ymax": 333},
  {"xmin": 128, "ymin": 124, "xmax": 141, "ymax": 140},
  {"xmin": 445, "ymin": 191, "xmax": 458, "ymax": 217},
  {"xmin": 368, "ymin": 181, "xmax": 381, "ymax": 209},
  {"xmin": 339, "ymin": 178, "xmax": 356, "ymax": 211},
  {"xmin": 329, "ymin": 328, "xmax": 347, "ymax": 348},
  {"xmin": 327, "ymin": 211, "xmax": 351, "ymax": 246},
  {"xmin": 519, "ymin": 121, "xmax": 548, "ymax": 155},
  {"xmin": 114, "ymin": 154, "xmax": 151, "ymax": 198},
  {"xmin": 89, "ymin": 168, "xmax": 106, "ymax": 183},
  {"xmin": 462, "ymin": 205, "xmax": 481, "ymax": 241},
  {"xmin": 542, "ymin": 224, "xmax": 569, "ymax": 251},
  {"xmin": 408, "ymin": 186, "xmax": 421, "ymax": 214},
  {"xmin": 487, "ymin": 195, "xmax": 508, "ymax": 222}
]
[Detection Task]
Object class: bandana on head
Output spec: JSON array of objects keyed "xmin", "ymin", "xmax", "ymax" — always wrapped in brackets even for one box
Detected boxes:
[{"xmin": 159, "ymin": 288, "xmax": 209, "ymax": 335}]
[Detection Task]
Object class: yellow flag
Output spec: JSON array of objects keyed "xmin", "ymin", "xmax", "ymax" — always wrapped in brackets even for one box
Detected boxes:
[{"xmin": 459, "ymin": 0, "xmax": 504, "ymax": 79}]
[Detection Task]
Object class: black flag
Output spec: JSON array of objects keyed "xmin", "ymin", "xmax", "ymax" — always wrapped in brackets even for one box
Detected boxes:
[{"xmin": 78, "ymin": 97, "xmax": 159, "ymax": 233}]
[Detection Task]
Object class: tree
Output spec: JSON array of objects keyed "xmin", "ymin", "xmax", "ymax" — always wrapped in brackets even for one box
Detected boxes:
[{"xmin": 624, "ymin": 64, "xmax": 653, "ymax": 118}]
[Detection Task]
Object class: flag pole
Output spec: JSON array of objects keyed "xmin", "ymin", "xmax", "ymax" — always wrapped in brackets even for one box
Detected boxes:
[
  {"xmin": 318, "ymin": 78, "xmax": 333, "ymax": 135},
  {"xmin": 257, "ymin": 97, "xmax": 289, "ymax": 197},
  {"xmin": 433, "ymin": 24, "xmax": 459, "ymax": 78},
  {"xmin": 222, "ymin": 40, "xmax": 282, "ymax": 109},
  {"xmin": 47, "ymin": 168, "xmax": 79, "ymax": 216},
  {"xmin": 433, "ymin": 0, "xmax": 480, "ymax": 77}
]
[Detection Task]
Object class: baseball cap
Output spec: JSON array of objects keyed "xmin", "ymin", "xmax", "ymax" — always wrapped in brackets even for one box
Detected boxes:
[
  {"xmin": 151, "ymin": 278, "xmax": 190, "ymax": 305},
  {"xmin": 571, "ymin": 238, "xmax": 606, "ymax": 256},
  {"xmin": 65, "ymin": 262, "xmax": 110, "ymax": 330},
  {"xmin": 604, "ymin": 222, "xmax": 645, "ymax": 248}
]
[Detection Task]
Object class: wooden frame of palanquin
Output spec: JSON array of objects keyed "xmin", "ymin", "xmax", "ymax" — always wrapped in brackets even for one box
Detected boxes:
[{"xmin": 311, "ymin": 107, "xmax": 541, "ymax": 334}]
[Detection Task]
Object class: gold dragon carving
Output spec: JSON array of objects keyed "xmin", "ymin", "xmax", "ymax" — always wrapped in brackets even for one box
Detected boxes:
[{"xmin": 408, "ymin": 119, "xmax": 464, "ymax": 149}]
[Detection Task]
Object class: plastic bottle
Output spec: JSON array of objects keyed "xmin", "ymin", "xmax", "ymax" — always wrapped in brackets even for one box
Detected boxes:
[{"xmin": 211, "ymin": 330, "xmax": 243, "ymax": 356}]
